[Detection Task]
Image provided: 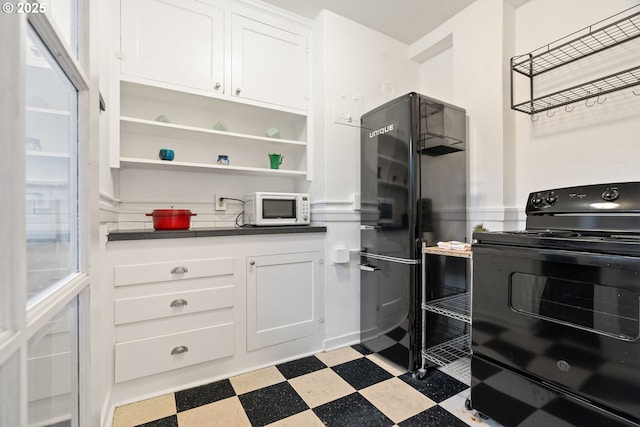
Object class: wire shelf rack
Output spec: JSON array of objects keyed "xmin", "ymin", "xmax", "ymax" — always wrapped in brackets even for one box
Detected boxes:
[
  {"xmin": 510, "ymin": 5, "xmax": 640, "ymax": 115},
  {"xmin": 512, "ymin": 65, "xmax": 640, "ymax": 114},
  {"xmin": 438, "ymin": 356, "xmax": 471, "ymax": 386},
  {"xmin": 512, "ymin": 8, "xmax": 640, "ymax": 77},
  {"xmin": 422, "ymin": 335, "xmax": 470, "ymax": 368},
  {"xmin": 422, "ymin": 292, "xmax": 471, "ymax": 324}
]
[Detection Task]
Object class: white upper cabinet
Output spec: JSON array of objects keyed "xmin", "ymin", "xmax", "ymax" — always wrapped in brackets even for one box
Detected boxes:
[
  {"xmin": 120, "ymin": 0, "xmax": 224, "ymax": 94},
  {"xmin": 118, "ymin": 0, "xmax": 309, "ymax": 112},
  {"xmin": 231, "ymin": 14, "xmax": 308, "ymax": 111}
]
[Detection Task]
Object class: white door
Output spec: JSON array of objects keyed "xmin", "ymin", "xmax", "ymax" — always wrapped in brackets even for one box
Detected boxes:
[
  {"xmin": 231, "ymin": 14, "xmax": 308, "ymax": 110},
  {"xmin": 246, "ymin": 252, "xmax": 320, "ymax": 351},
  {"xmin": 120, "ymin": 0, "xmax": 224, "ymax": 94}
]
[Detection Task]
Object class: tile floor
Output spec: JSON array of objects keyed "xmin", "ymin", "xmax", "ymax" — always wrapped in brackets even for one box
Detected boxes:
[{"xmin": 112, "ymin": 345, "xmax": 504, "ymax": 427}]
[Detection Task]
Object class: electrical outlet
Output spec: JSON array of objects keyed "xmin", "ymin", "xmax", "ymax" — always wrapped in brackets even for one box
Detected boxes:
[{"xmin": 215, "ymin": 195, "xmax": 227, "ymax": 211}]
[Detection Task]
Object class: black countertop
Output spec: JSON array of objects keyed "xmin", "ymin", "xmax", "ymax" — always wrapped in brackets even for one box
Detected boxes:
[{"xmin": 107, "ymin": 225, "xmax": 327, "ymax": 242}]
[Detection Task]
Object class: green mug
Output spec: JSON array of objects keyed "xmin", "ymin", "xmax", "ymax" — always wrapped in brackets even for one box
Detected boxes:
[{"xmin": 269, "ymin": 153, "xmax": 284, "ymax": 169}]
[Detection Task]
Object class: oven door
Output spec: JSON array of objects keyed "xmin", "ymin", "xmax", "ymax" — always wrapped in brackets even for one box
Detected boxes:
[{"xmin": 472, "ymin": 244, "xmax": 640, "ymax": 421}]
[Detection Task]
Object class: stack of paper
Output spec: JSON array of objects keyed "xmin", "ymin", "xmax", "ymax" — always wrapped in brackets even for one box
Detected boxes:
[{"xmin": 437, "ymin": 241, "xmax": 471, "ymax": 251}]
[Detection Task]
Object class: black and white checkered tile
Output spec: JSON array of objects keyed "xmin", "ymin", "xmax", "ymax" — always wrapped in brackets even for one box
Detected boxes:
[{"xmin": 125, "ymin": 345, "xmax": 504, "ymax": 427}]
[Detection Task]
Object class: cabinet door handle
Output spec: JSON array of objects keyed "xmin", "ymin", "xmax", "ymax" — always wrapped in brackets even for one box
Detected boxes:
[
  {"xmin": 235, "ymin": 88, "xmax": 241, "ymax": 95},
  {"xmin": 249, "ymin": 260, "xmax": 255, "ymax": 266},
  {"xmin": 171, "ymin": 266, "xmax": 188, "ymax": 274},
  {"xmin": 170, "ymin": 346, "xmax": 189, "ymax": 356},
  {"xmin": 215, "ymin": 82, "xmax": 221, "ymax": 90},
  {"xmin": 170, "ymin": 299, "xmax": 188, "ymax": 308}
]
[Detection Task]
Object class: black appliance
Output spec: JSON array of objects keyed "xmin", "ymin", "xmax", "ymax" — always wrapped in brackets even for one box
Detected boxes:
[
  {"xmin": 359, "ymin": 93, "xmax": 467, "ymax": 371},
  {"xmin": 470, "ymin": 182, "xmax": 640, "ymax": 427}
]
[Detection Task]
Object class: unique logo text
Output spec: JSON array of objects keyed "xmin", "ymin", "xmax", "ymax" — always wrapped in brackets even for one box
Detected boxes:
[{"xmin": 369, "ymin": 124, "xmax": 394, "ymax": 138}]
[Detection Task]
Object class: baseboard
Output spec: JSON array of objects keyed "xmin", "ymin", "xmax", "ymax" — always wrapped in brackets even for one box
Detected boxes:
[{"xmin": 323, "ymin": 331, "xmax": 361, "ymax": 351}]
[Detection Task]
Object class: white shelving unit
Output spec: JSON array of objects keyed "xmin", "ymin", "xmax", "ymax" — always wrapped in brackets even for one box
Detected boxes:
[
  {"xmin": 115, "ymin": 81, "xmax": 309, "ymax": 178},
  {"xmin": 420, "ymin": 244, "xmax": 472, "ymax": 384}
]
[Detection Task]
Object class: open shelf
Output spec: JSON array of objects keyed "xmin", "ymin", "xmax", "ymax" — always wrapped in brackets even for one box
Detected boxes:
[
  {"xmin": 423, "ymin": 246, "xmax": 472, "ymax": 258},
  {"xmin": 422, "ymin": 292, "xmax": 471, "ymax": 324},
  {"xmin": 117, "ymin": 80, "xmax": 310, "ymax": 179},
  {"xmin": 120, "ymin": 157, "xmax": 306, "ymax": 177},
  {"xmin": 120, "ymin": 116, "xmax": 306, "ymax": 147},
  {"xmin": 512, "ymin": 8, "xmax": 640, "ymax": 77},
  {"xmin": 512, "ymin": 65, "xmax": 640, "ymax": 114},
  {"xmin": 422, "ymin": 335, "xmax": 470, "ymax": 368},
  {"xmin": 510, "ymin": 5, "xmax": 640, "ymax": 115}
]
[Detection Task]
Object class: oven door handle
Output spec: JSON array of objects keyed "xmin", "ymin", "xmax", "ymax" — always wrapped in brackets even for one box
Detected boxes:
[{"xmin": 475, "ymin": 244, "xmax": 640, "ymax": 270}]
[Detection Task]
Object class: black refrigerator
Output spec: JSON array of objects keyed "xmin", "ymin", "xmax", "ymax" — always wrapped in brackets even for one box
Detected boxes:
[{"xmin": 360, "ymin": 92, "xmax": 467, "ymax": 372}]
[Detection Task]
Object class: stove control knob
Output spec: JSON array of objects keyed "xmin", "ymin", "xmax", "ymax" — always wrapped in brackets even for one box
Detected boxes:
[
  {"xmin": 531, "ymin": 193, "xmax": 543, "ymax": 208},
  {"xmin": 602, "ymin": 188, "xmax": 619, "ymax": 201},
  {"xmin": 545, "ymin": 191, "xmax": 557, "ymax": 205}
]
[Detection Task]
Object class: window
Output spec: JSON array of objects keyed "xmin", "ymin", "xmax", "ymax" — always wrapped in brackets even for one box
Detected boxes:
[
  {"xmin": 26, "ymin": 25, "xmax": 79, "ymax": 306},
  {"xmin": 27, "ymin": 298, "xmax": 79, "ymax": 426},
  {"xmin": 0, "ymin": 0, "xmax": 91, "ymax": 425}
]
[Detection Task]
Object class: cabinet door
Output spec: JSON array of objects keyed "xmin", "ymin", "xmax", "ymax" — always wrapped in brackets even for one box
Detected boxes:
[
  {"xmin": 120, "ymin": 0, "xmax": 224, "ymax": 94},
  {"xmin": 231, "ymin": 14, "xmax": 308, "ymax": 110},
  {"xmin": 247, "ymin": 252, "xmax": 320, "ymax": 351}
]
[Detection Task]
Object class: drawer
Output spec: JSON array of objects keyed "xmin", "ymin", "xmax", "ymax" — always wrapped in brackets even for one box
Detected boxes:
[
  {"xmin": 114, "ymin": 323, "xmax": 234, "ymax": 383},
  {"xmin": 114, "ymin": 257, "xmax": 233, "ymax": 287},
  {"xmin": 114, "ymin": 285, "xmax": 234, "ymax": 325}
]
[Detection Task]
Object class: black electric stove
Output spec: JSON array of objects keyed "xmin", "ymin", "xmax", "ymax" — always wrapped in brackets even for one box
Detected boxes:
[{"xmin": 470, "ymin": 182, "xmax": 640, "ymax": 427}]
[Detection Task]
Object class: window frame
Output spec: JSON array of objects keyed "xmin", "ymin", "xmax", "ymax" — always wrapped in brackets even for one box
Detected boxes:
[{"xmin": 0, "ymin": 0, "xmax": 94, "ymax": 425}]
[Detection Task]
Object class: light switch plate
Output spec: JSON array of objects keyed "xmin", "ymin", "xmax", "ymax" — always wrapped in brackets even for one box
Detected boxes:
[{"xmin": 333, "ymin": 90, "xmax": 363, "ymax": 127}]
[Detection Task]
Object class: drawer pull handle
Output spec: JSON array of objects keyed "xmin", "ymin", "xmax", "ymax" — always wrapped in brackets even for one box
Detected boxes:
[
  {"xmin": 171, "ymin": 266, "xmax": 188, "ymax": 274},
  {"xmin": 171, "ymin": 346, "xmax": 189, "ymax": 356},
  {"xmin": 170, "ymin": 299, "xmax": 188, "ymax": 308}
]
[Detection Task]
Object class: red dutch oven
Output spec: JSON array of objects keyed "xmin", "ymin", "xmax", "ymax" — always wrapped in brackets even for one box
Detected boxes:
[{"xmin": 146, "ymin": 209, "xmax": 197, "ymax": 230}]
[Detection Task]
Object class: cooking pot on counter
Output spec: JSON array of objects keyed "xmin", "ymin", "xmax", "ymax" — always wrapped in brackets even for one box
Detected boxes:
[{"xmin": 146, "ymin": 209, "xmax": 197, "ymax": 230}]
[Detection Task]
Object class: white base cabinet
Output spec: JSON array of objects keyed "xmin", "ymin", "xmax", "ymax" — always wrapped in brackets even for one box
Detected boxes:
[
  {"xmin": 106, "ymin": 233, "xmax": 325, "ymax": 406},
  {"xmin": 112, "ymin": 256, "xmax": 236, "ymax": 383},
  {"xmin": 247, "ymin": 251, "xmax": 322, "ymax": 351},
  {"xmin": 115, "ymin": 323, "xmax": 234, "ymax": 383}
]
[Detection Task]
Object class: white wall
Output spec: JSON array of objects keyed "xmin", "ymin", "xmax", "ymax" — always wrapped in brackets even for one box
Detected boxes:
[
  {"xmin": 412, "ymin": 0, "xmax": 640, "ymax": 230},
  {"xmin": 311, "ymin": 10, "xmax": 419, "ymax": 349},
  {"xmin": 513, "ymin": 0, "xmax": 640, "ymax": 203},
  {"xmin": 411, "ymin": 0, "xmax": 516, "ymax": 231}
]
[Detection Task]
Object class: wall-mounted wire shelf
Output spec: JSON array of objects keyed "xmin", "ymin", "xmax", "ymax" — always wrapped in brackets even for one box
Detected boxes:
[
  {"xmin": 511, "ymin": 5, "xmax": 640, "ymax": 115},
  {"xmin": 513, "ymin": 65, "xmax": 640, "ymax": 114}
]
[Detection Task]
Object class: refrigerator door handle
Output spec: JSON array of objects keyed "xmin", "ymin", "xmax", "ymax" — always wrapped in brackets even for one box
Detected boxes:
[
  {"xmin": 360, "ymin": 252, "xmax": 421, "ymax": 265},
  {"xmin": 360, "ymin": 225, "xmax": 381, "ymax": 231},
  {"xmin": 359, "ymin": 264, "xmax": 380, "ymax": 272}
]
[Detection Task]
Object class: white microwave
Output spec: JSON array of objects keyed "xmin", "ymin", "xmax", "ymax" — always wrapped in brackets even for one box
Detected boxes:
[{"xmin": 245, "ymin": 192, "xmax": 311, "ymax": 226}]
